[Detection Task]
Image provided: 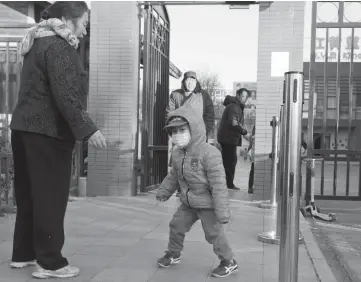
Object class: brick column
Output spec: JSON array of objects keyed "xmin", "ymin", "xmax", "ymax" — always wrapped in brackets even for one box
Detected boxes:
[
  {"xmin": 87, "ymin": 2, "xmax": 140, "ymax": 196},
  {"xmin": 254, "ymin": 2, "xmax": 305, "ymax": 198}
]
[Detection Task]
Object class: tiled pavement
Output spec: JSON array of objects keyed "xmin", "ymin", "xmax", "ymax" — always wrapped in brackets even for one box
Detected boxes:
[{"xmin": 0, "ymin": 160, "xmax": 332, "ymax": 282}]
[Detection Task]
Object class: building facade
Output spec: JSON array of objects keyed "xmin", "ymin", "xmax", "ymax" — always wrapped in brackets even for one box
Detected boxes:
[
  {"xmin": 253, "ymin": 1, "xmax": 305, "ymax": 196},
  {"xmin": 302, "ymin": 1, "xmax": 361, "ymax": 152},
  {"xmin": 254, "ymin": 1, "xmax": 361, "ymax": 199}
]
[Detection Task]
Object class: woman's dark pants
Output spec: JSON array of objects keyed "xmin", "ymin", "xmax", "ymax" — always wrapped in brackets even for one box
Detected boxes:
[{"xmin": 11, "ymin": 130, "xmax": 74, "ymax": 271}]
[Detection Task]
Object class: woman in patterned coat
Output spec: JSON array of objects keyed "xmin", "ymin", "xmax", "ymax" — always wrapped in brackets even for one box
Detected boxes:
[{"xmin": 9, "ymin": 2, "xmax": 106, "ymax": 279}]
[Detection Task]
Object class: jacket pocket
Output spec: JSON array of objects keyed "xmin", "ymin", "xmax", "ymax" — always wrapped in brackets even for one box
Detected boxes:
[{"xmin": 189, "ymin": 184, "xmax": 209, "ymax": 196}]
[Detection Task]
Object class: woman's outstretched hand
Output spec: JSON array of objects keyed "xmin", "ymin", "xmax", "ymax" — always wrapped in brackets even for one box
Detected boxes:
[{"xmin": 88, "ymin": 130, "xmax": 107, "ymax": 149}]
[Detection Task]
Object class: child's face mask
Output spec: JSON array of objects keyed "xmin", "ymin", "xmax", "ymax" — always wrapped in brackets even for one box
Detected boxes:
[{"xmin": 171, "ymin": 125, "xmax": 191, "ymax": 148}]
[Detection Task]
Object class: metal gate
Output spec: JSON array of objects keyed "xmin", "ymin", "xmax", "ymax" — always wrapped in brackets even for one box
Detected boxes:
[
  {"xmin": 0, "ymin": 37, "xmax": 22, "ymax": 210},
  {"xmin": 140, "ymin": 4, "xmax": 170, "ymax": 192},
  {"xmin": 0, "ymin": 36, "xmax": 86, "ymax": 208},
  {"xmin": 307, "ymin": 1, "xmax": 361, "ymax": 200}
]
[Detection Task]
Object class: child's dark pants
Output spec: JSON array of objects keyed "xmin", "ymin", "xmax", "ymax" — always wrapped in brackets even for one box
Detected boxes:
[
  {"xmin": 168, "ymin": 204, "xmax": 234, "ymax": 261},
  {"xmin": 248, "ymin": 162, "xmax": 254, "ymax": 190}
]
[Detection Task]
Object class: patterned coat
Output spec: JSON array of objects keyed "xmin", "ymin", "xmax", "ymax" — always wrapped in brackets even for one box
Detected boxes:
[
  {"xmin": 157, "ymin": 107, "xmax": 230, "ymax": 222},
  {"xmin": 10, "ymin": 36, "xmax": 97, "ymax": 141}
]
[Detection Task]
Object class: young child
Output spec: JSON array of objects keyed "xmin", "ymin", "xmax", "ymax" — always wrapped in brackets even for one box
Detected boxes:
[
  {"xmin": 156, "ymin": 106, "xmax": 238, "ymax": 278},
  {"xmin": 244, "ymin": 126, "xmax": 255, "ymax": 194}
]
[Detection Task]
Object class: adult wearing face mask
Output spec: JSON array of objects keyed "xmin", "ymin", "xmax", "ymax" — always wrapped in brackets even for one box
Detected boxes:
[
  {"xmin": 167, "ymin": 71, "xmax": 215, "ymax": 196},
  {"xmin": 217, "ymin": 88, "xmax": 248, "ymax": 190},
  {"xmin": 9, "ymin": 2, "xmax": 107, "ymax": 279},
  {"xmin": 167, "ymin": 71, "xmax": 215, "ymax": 140}
]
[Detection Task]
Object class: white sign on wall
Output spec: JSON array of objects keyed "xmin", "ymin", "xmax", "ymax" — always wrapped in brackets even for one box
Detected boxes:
[{"xmin": 271, "ymin": 52, "xmax": 290, "ymax": 77}]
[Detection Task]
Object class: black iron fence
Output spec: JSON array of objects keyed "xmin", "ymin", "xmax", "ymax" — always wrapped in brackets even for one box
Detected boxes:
[
  {"xmin": 0, "ymin": 152, "xmax": 14, "ymax": 214},
  {"xmin": 0, "ymin": 38, "xmax": 22, "ymax": 214},
  {"xmin": 0, "ymin": 37, "xmax": 84, "ymax": 210},
  {"xmin": 140, "ymin": 5, "xmax": 170, "ymax": 192},
  {"xmin": 306, "ymin": 1, "xmax": 361, "ymax": 201},
  {"xmin": 309, "ymin": 149, "xmax": 361, "ymax": 200}
]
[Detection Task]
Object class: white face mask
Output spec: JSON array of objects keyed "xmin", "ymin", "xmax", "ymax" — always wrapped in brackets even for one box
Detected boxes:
[{"xmin": 172, "ymin": 131, "xmax": 191, "ymax": 148}]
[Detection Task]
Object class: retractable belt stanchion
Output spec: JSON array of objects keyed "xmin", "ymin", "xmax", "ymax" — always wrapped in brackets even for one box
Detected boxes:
[
  {"xmin": 257, "ymin": 109, "xmax": 283, "ymax": 244},
  {"xmin": 278, "ymin": 72, "xmax": 305, "ymax": 282},
  {"xmin": 258, "ymin": 116, "xmax": 280, "ymax": 209}
]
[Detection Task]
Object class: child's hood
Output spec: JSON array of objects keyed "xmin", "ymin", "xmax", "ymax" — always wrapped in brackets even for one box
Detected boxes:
[{"xmin": 167, "ymin": 106, "xmax": 206, "ymax": 149}]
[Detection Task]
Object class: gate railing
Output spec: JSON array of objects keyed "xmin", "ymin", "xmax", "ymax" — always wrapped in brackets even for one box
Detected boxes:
[
  {"xmin": 309, "ymin": 149, "xmax": 361, "ymax": 200},
  {"xmin": 0, "ymin": 37, "xmax": 22, "ymax": 213},
  {"xmin": 0, "ymin": 152, "xmax": 14, "ymax": 213},
  {"xmin": 307, "ymin": 1, "xmax": 361, "ymax": 200},
  {"xmin": 140, "ymin": 5, "xmax": 170, "ymax": 192}
]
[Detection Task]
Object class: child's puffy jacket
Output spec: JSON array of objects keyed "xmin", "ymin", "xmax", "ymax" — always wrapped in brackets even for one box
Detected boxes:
[{"xmin": 157, "ymin": 106, "xmax": 230, "ymax": 223}]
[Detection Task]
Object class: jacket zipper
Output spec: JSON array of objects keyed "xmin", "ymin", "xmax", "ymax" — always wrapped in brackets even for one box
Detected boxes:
[{"xmin": 181, "ymin": 150, "xmax": 192, "ymax": 207}]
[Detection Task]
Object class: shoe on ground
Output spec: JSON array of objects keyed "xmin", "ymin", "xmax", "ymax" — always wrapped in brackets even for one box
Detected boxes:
[
  {"xmin": 157, "ymin": 251, "xmax": 181, "ymax": 268},
  {"xmin": 228, "ymin": 186, "xmax": 240, "ymax": 190},
  {"xmin": 32, "ymin": 264, "xmax": 80, "ymax": 279},
  {"xmin": 10, "ymin": 260, "xmax": 36, "ymax": 269},
  {"xmin": 211, "ymin": 259, "xmax": 238, "ymax": 278},
  {"xmin": 248, "ymin": 188, "xmax": 254, "ymax": 194},
  {"xmin": 176, "ymin": 191, "xmax": 181, "ymax": 197}
]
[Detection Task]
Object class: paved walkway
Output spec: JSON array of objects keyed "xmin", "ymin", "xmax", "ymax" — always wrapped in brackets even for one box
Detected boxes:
[
  {"xmin": 1, "ymin": 191, "xmax": 323, "ymax": 282},
  {"xmin": 308, "ymin": 200, "xmax": 361, "ymax": 282},
  {"xmin": 0, "ymin": 159, "xmax": 337, "ymax": 282}
]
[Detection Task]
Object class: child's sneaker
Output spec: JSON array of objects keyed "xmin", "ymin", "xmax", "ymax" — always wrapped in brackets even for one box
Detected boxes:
[
  {"xmin": 10, "ymin": 260, "xmax": 36, "ymax": 269},
  {"xmin": 211, "ymin": 259, "xmax": 238, "ymax": 278},
  {"xmin": 32, "ymin": 263, "xmax": 80, "ymax": 279},
  {"xmin": 157, "ymin": 251, "xmax": 181, "ymax": 268}
]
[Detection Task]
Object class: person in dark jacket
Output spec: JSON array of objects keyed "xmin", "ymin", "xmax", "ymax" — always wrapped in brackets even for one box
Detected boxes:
[
  {"xmin": 9, "ymin": 2, "xmax": 107, "ymax": 279},
  {"xmin": 156, "ymin": 106, "xmax": 238, "ymax": 278},
  {"xmin": 217, "ymin": 88, "xmax": 248, "ymax": 190}
]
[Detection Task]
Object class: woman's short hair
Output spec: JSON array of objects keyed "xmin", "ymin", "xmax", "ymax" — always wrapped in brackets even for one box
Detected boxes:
[{"xmin": 41, "ymin": 1, "xmax": 89, "ymax": 21}]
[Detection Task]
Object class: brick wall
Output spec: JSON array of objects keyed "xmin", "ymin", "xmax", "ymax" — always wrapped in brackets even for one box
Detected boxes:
[
  {"xmin": 87, "ymin": 2, "xmax": 139, "ymax": 196},
  {"xmin": 254, "ymin": 1, "xmax": 305, "ymax": 198}
]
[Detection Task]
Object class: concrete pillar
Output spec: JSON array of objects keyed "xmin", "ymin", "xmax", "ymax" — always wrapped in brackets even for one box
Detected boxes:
[
  {"xmin": 87, "ymin": 1, "xmax": 140, "ymax": 196},
  {"xmin": 254, "ymin": 1, "xmax": 305, "ymax": 198}
]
